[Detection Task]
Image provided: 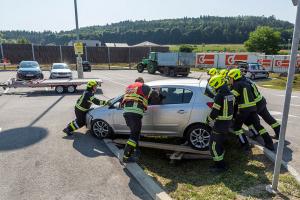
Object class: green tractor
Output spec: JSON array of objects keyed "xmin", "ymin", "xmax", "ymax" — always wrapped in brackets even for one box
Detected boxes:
[{"xmin": 136, "ymin": 52, "xmax": 158, "ymax": 74}]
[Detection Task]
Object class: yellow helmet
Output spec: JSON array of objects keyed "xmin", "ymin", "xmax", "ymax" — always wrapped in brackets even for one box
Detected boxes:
[
  {"xmin": 209, "ymin": 75, "xmax": 225, "ymax": 89},
  {"xmin": 228, "ymin": 68, "xmax": 242, "ymax": 80},
  {"xmin": 87, "ymin": 80, "xmax": 98, "ymax": 89},
  {"xmin": 219, "ymin": 69, "xmax": 228, "ymax": 78},
  {"xmin": 207, "ymin": 68, "xmax": 217, "ymax": 76}
]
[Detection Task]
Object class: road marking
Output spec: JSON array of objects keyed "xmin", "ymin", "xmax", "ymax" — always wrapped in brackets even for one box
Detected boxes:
[
  {"xmin": 276, "ymin": 94, "xmax": 300, "ymax": 99},
  {"xmin": 99, "ymin": 75, "xmax": 127, "ymax": 86},
  {"xmin": 93, "ymin": 148, "xmax": 104, "ymax": 154},
  {"xmin": 291, "ymin": 104, "xmax": 300, "ymax": 107},
  {"xmin": 270, "ymin": 111, "xmax": 300, "ymax": 118}
]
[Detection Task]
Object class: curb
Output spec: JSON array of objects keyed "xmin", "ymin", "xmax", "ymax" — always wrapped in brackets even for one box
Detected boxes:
[
  {"xmin": 103, "ymin": 139, "xmax": 173, "ymax": 200},
  {"xmin": 248, "ymin": 138, "xmax": 300, "ymax": 184}
]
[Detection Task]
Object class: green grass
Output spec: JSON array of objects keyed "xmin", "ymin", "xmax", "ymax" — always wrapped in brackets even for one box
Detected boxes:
[
  {"xmin": 169, "ymin": 44, "xmax": 246, "ymax": 53},
  {"xmin": 137, "ymin": 136, "xmax": 300, "ymax": 200},
  {"xmin": 256, "ymin": 73, "xmax": 300, "ymax": 91}
]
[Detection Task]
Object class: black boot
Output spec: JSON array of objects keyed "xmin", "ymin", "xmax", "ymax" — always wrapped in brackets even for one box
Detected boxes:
[
  {"xmin": 261, "ymin": 133, "xmax": 275, "ymax": 151},
  {"xmin": 239, "ymin": 134, "xmax": 251, "ymax": 152},
  {"xmin": 122, "ymin": 144, "xmax": 135, "ymax": 163},
  {"xmin": 209, "ymin": 161, "xmax": 228, "ymax": 173},
  {"xmin": 63, "ymin": 127, "xmax": 73, "ymax": 136}
]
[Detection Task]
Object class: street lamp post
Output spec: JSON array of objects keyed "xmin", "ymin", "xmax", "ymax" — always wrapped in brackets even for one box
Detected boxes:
[
  {"xmin": 266, "ymin": 0, "xmax": 300, "ymax": 193},
  {"xmin": 288, "ymin": 38, "xmax": 291, "ymax": 55},
  {"xmin": 74, "ymin": 0, "xmax": 83, "ymax": 79}
]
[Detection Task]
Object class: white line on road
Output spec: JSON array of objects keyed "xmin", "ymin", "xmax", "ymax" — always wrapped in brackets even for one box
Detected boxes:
[
  {"xmin": 100, "ymin": 75, "xmax": 127, "ymax": 86},
  {"xmin": 291, "ymin": 104, "xmax": 300, "ymax": 107},
  {"xmin": 270, "ymin": 111, "xmax": 300, "ymax": 118},
  {"xmin": 93, "ymin": 148, "xmax": 104, "ymax": 154},
  {"xmin": 275, "ymin": 94, "xmax": 300, "ymax": 99}
]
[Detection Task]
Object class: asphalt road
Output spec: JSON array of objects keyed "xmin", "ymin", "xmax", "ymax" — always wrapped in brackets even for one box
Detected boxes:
[{"xmin": 0, "ymin": 69, "xmax": 299, "ymax": 199}]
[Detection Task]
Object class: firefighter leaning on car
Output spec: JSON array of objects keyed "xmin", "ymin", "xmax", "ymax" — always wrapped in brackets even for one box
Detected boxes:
[
  {"xmin": 244, "ymin": 78, "xmax": 281, "ymax": 139},
  {"xmin": 227, "ymin": 69, "xmax": 274, "ymax": 151},
  {"xmin": 207, "ymin": 75, "xmax": 234, "ymax": 172},
  {"xmin": 63, "ymin": 80, "xmax": 106, "ymax": 135},
  {"xmin": 121, "ymin": 77, "xmax": 155, "ymax": 163}
]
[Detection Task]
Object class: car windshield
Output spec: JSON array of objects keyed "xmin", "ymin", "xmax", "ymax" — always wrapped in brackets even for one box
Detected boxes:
[
  {"xmin": 249, "ymin": 64, "xmax": 261, "ymax": 70},
  {"xmin": 52, "ymin": 64, "xmax": 69, "ymax": 69},
  {"xmin": 20, "ymin": 62, "xmax": 39, "ymax": 68}
]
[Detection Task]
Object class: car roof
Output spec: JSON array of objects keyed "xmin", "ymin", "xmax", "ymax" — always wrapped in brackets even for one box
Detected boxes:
[
  {"xmin": 20, "ymin": 61, "xmax": 38, "ymax": 64},
  {"xmin": 146, "ymin": 78, "xmax": 207, "ymax": 88},
  {"xmin": 52, "ymin": 63, "xmax": 67, "ymax": 65}
]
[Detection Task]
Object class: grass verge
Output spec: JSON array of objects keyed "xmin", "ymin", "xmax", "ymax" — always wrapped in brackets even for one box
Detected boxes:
[
  {"xmin": 138, "ymin": 137, "xmax": 300, "ymax": 200},
  {"xmin": 256, "ymin": 73, "xmax": 300, "ymax": 91}
]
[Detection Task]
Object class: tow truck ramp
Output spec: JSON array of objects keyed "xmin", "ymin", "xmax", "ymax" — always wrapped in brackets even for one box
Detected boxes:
[{"xmin": 0, "ymin": 78, "xmax": 103, "ymax": 95}]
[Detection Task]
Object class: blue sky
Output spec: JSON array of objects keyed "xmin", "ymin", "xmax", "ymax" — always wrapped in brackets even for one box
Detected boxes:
[{"xmin": 0, "ymin": 0, "xmax": 297, "ymax": 31}]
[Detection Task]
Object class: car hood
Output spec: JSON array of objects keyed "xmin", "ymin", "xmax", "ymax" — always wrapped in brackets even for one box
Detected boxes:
[
  {"xmin": 51, "ymin": 69, "xmax": 71, "ymax": 73},
  {"xmin": 18, "ymin": 68, "xmax": 41, "ymax": 72},
  {"xmin": 88, "ymin": 105, "xmax": 111, "ymax": 117}
]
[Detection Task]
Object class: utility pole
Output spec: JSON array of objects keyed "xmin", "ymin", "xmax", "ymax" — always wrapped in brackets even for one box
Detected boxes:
[
  {"xmin": 74, "ymin": 0, "xmax": 83, "ymax": 78},
  {"xmin": 266, "ymin": 0, "xmax": 300, "ymax": 193}
]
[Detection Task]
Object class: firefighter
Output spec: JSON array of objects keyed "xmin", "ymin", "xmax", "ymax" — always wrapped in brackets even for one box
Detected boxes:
[
  {"xmin": 245, "ymin": 78, "xmax": 281, "ymax": 139},
  {"xmin": 63, "ymin": 80, "xmax": 106, "ymax": 135},
  {"xmin": 205, "ymin": 68, "xmax": 218, "ymax": 99},
  {"xmin": 219, "ymin": 69, "xmax": 229, "ymax": 84},
  {"xmin": 207, "ymin": 75, "xmax": 234, "ymax": 172},
  {"xmin": 121, "ymin": 77, "xmax": 154, "ymax": 163},
  {"xmin": 227, "ymin": 69, "xmax": 274, "ymax": 151}
]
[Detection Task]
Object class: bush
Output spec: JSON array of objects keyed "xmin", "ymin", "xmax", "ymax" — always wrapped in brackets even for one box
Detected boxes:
[{"xmin": 179, "ymin": 44, "xmax": 194, "ymax": 52}]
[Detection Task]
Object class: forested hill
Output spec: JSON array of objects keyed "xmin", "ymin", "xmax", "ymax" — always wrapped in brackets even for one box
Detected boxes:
[{"xmin": 0, "ymin": 16, "xmax": 294, "ymax": 45}]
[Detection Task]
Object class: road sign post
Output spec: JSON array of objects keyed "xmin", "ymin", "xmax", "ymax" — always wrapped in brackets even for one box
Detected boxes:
[
  {"xmin": 266, "ymin": 0, "xmax": 300, "ymax": 193},
  {"xmin": 74, "ymin": 42, "xmax": 84, "ymax": 78}
]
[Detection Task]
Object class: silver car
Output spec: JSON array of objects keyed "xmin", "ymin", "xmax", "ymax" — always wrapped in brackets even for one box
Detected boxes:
[
  {"xmin": 50, "ymin": 63, "xmax": 72, "ymax": 79},
  {"xmin": 86, "ymin": 79, "xmax": 214, "ymax": 150}
]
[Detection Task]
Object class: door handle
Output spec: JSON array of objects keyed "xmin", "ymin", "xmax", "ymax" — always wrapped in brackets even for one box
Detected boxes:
[{"xmin": 177, "ymin": 110, "xmax": 186, "ymax": 114}]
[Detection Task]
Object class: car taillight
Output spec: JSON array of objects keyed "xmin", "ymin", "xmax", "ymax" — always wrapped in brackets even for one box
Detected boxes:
[{"xmin": 206, "ymin": 102, "xmax": 214, "ymax": 108}]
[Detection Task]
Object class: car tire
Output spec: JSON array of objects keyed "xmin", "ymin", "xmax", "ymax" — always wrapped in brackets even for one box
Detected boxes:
[
  {"xmin": 91, "ymin": 119, "xmax": 113, "ymax": 139},
  {"xmin": 185, "ymin": 124, "xmax": 211, "ymax": 150},
  {"xmin": 137, "ymin": 63, "xmax": 145, "ymax": 73},
  {"xmin": 55, "ymin": 85, "xmax": 65, "ymax": 94},
  {"xmin": 169, "ymin": 69, "xmax": 177, "ymax": 77},
  {"xmin": 250, "ymin": 74, "xmax": 255, "ymax": 80},
  {"xmin": 67, "ymin": 85, "xmax": 76, "ymax": 93},
  {"xmin": 163, "ymin": 67, "xmax": 170, "ymax": 76}
]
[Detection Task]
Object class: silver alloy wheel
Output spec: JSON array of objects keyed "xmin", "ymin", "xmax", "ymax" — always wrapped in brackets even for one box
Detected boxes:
[
  {"xmin": 67, "ymin": 85, "xmax": 75, "ymax": 93},
  {"xmin": 55, "ymin": 85, "xmax": 64, "ymax": 94},
  {"xmin": 189, "ymin": 128, "xmax": 210, "ymax": 149},
  {"xmin": 93, "ymin": 120, "xmax": 109, "ymax": 138}
]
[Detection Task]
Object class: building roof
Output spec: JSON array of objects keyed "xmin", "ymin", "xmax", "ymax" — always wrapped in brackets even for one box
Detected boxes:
[
  {"xmin": 133, "ymin": 41, "xmax": 161, "ymax": 47},
  {"xmin": 105, "ymin": 43, "xmax": 129, "ymax": 47}
]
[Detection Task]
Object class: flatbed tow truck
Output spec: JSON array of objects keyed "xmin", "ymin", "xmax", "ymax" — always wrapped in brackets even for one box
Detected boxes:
[{"xmin": 0, "ymin": 78, "xmax": 103, "ymax": 95}]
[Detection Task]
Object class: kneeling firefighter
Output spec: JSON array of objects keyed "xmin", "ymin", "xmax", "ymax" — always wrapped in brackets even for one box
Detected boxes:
[
  {"xmin": 121, "ymin": 77, "xmax": 155, "ymax": 163},
  {"xmin": 207, "ymin": 75, "xmax": 234, "ymax": 172},
  {"xmin": 63, "ymin": 80, "xmax": 106, "ymax": 135}
]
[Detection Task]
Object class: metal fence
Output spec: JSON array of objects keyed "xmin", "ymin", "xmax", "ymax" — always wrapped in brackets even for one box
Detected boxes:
[{"xmin": 0, "ymin": 44, "xmax": 169, "ymax": 65}]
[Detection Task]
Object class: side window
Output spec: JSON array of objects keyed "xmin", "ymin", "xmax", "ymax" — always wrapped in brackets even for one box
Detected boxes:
[{"xmin": 159, "ymin": 87, "xmax": 193, "ymax": 105}]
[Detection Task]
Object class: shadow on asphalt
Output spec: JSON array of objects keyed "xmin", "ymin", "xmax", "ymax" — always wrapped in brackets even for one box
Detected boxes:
[
  {"xmin": 62, "ymin": 131, "xmax": 114, "ymax": 158},
  {"xmin": 0, "ymin": 127, "xmax": 48, "ymax": 151},
  {"xmin": 124, "ymin": 170, "xmax": 153, "ymax": 200}
]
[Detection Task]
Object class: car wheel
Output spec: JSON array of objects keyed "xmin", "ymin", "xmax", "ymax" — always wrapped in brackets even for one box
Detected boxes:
[
  {"xmin": 169, "ymin": 69, "xmax": 177, "ymax": 77},
  {"xmin": 67, "ymin": 85, "xmax": 76, "ymax": 93},
  {"xmin": 91, "ymin": 119, "xmax": 113, "ymax": 139},
  {"xmin": 55, "ymin": 85, "xmax": 65, "ymax": 94},
  {"xmin": 186, "ymin": 124, "xmax": 211, "ymax": 150},
  {"xmin": 250, "ymin": 74, "xmax": 255, "ymax": 80},
  {"xmin": 137, "ymin": 63, "xmax": 144, "ymax": 73}
]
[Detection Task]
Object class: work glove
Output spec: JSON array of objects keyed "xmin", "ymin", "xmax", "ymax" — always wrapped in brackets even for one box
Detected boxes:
[{"xmin": 206, "ymin": 116, "xmax": 214, "ymax": 127}]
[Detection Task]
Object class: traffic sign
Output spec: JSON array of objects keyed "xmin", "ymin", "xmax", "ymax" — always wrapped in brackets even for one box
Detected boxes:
[{"xmin": 74, "ymin": 42, "xmax": 83, "ymax": 55}]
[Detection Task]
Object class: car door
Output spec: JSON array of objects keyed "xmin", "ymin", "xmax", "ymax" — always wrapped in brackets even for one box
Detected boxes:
[
  {"xmin": 110, "ymin": 96, "xmax": 154, "ymax": 134},
  {"xmin": 151, "ymin": 87, "xmax": 194, "ymax": 136}
]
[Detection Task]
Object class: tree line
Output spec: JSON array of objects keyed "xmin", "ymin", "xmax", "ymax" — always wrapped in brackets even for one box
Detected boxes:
[{"xmin": 0, "ymin": 15, "xmax": 294, "ymax": 45}]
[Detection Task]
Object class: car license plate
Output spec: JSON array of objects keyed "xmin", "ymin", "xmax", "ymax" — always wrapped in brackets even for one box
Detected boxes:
[{"xmin": 26, "ymin": 74, "xmax": 34, "ymax": 77}]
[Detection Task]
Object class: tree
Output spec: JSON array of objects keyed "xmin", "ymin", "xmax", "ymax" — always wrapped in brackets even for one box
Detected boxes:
[
  {"xmin": 179, "ymin": 44, "xmax": 194, "ymax": 52},
  {"xmin": 17, "ymin": 37, "xmax": 30, "ymax": 44},
  {"xmin": 244, "ymin": 26, "xmax": 281, "ymax": 54}
]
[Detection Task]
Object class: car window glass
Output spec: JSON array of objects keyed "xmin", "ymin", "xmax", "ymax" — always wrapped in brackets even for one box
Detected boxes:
[
  {"xmin": 20, "ymin": 62, "xmax": 39, "ymax": 68},
  {"xmin": 159, "ymin": 87, "xmax": 193, "ymax": 105}
]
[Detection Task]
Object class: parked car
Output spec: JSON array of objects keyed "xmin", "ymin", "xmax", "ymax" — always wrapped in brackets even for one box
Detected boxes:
[
  {"xmin": 86, "ymin": 79, "xmax": 214, "ymax": 150},
  {"xmin": 50, "ymin": 63, "xmax": 72, "ymax": 79},
  {"xmin": 16, "ymin": 61, "xmax": 44, "ymax": 81},
  {"xmin": 237, "ymin": 62, "xmax": 269, "ymax": 80},
  {"xmin": 76, "ymin": 61, "xmax": 92, "ymax": 72}
]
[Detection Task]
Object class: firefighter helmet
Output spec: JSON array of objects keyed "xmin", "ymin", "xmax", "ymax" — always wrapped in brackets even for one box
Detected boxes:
[
  {"xmin": 209, "ymin": 75, "xmax": 225, "ymax": 89},
  {"xmin": 228, "ymin": 68, "xmax": 242, "ymax": 80},
  {"xmin": 207, "ymin": 68, "xmax": 217, "ymax": 76},
  {"xmin": 219, "ymin": 69, "xmax": 228, "ymax": 78},
  {"xmin": 87, "ymin": 80, "xmax": 98, "ymax": 88}
]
